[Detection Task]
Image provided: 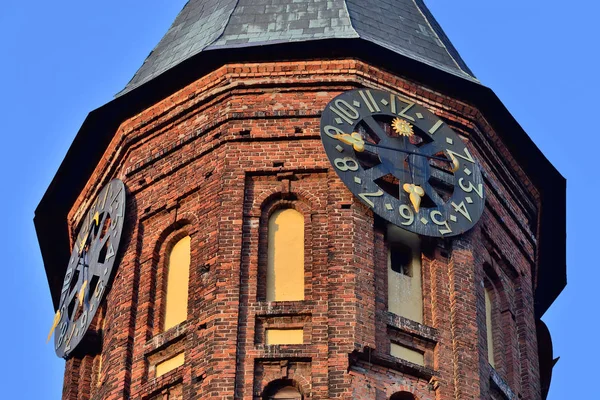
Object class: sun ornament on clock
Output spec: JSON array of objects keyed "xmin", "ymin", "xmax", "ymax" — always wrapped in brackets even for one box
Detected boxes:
[{"xmin": 392, "ymin": 117, "xmax": 414, "ymax": 137}]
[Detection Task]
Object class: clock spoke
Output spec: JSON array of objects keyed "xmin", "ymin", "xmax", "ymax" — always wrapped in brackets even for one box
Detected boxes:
[
  {"xmin": 420, "ymin": 140, "xmax": 446, "ymax": 156},
  {"xmin": 429, "ymin": 167, "xmax": 455, "ymax": 186},
  {"xmin": 97, "ymin": 211, "xmax": 109, "ymax": 236},
  {"xmin": 365, "ymin": 163, "xmax": 390, "ymax": 181},
  {"xmin": 64, "ymin": 287, "xmax": 78, "ymax": 310},
  {"xmin": 96, "ymin": 231, "xmax": 111, "ymax": 253},
  {"xmin": 362, "ymin": 116, "xmax": 391, "ymax": 145},
  {"xmin": 422, "ymin": 181, "xmax": 445, "ymax": 206}
]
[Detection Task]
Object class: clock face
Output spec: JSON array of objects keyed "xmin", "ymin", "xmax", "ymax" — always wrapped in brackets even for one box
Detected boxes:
[
  {"xmin": 320, "ymin": 89, "xmax": 484, "ymax": 237},
  {"xmin": 54, "ymin": 179, "xmax": 126, "ymax": 358}
]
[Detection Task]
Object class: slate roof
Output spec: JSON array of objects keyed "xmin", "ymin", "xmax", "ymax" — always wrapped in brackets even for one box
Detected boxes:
[{"xmin": 119, "ymin": 0, "xmax": 476, "ymax": 95}]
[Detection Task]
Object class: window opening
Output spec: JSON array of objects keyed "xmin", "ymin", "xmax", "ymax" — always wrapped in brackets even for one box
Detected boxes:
[
  {"xmin": 267, "ymin": 209, "xmax": 304, "ymax": 301},
  {"xmin": 164, "ymin": 236, "xmax": 191, "ymax": 330}
]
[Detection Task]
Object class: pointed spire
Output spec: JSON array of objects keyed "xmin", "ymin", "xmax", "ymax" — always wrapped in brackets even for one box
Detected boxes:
[{"xmin": 120, "ymin": 0, "xmax": 475, "ymax": 95}]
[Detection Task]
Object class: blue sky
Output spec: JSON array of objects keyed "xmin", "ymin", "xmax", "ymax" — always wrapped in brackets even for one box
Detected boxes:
[{"xmin": 0, "ymin": 1, "xmax": 595, "ymax": 398}]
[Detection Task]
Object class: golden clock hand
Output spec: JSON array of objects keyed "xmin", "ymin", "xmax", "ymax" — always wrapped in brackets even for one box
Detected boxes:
[
  {"xmin": 403, "ymin": 135, "xmax": 415, "ymax": 184},
  {"xmin": 78, "ymin": 212, "xmax": 100, "ymax": 254},
  {"xmin": 403, "ymin": 183, "xmax": 425, "ymax": 212},
  {"xmin": 78, "ymin": 280, "xmax": 88, "ymax": 307},
  {"xmin": 363, "ymin": 142, "xmax": 455, "ymax": 164},
  {"xmin": 47, "ymin": 309, "xmax": 61, "ymax": 343},
  {"xmin": 332, "ymin": 132, "xmax": 365, "ymax": 152},
  {"xmin": 331, "ymin": 127, "xmax": 460, "ymax": 170},
  {"xmin": 448, "ymin": 153, "xmax": 460, "ymax": 172}
]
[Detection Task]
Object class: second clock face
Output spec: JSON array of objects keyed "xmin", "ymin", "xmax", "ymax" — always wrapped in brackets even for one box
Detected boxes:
[
  {"xmin": 320, "ymin": 89, "xmax": 484, "ymax": 237},
  {"xmin": 54, "ymin": 179, "xmax": 126, "ymax": 358}
]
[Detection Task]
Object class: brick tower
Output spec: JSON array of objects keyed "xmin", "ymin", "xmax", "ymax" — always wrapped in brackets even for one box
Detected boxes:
[{"xmin": 36, "ymin": 1, "xmax": 565, "ymax": 399}]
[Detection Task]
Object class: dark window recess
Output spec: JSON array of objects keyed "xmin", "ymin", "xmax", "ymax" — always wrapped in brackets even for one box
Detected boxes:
[
  {"xmin": 390, "ymin": 244, "xmax": 412, "ymax": 276},
  {"xmin": 390, "ymin": 392, "xmax": 416, "ymax": 400}
]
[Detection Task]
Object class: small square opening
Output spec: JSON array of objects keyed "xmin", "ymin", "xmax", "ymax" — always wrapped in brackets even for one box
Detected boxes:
[{"xmin": 390, "ymin": 243, "xmax": 412, "ymax": 276}]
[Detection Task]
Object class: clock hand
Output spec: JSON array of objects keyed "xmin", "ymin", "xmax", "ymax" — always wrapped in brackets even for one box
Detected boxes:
[
  {"xmin": 403, "ymin": 183, "xmax": 425, "ymax": 212},
  {"xmin": 403, "ymin": 135, "xmax": 414, "ymax": 183},
  {"xmin": 78, "ymin": 280, "xmax": 88, "ymax": 306},
  {"xmin": 365, "ymin": 142, "xmax": 459, "ymax": 168},
  {"xmin": 398, "ymin": 132, "xmax": 425, "ymax": 212},
  {"xmin": 47, "ymin": 309, "xmax": 62, "ymax": 343},
  {"xmin": 333, "ymin": 132, "xmax": 365, "ymax": 152},
  {"xmin": 76, "ymin": 211, "xmax": 100, "ymax": 307},
  {"xmin": 78, "ymin": 212, "xmax": 100, "ymax": 254},
  {"xmin": 331, "ymin": 131, "xmax": 458, "ymax": 169}
]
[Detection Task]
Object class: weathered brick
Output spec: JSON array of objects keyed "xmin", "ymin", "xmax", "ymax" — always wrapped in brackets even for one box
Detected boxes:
[{"xmin": 61, "ymin": 60, "xmax": 543, "ymax": 400}]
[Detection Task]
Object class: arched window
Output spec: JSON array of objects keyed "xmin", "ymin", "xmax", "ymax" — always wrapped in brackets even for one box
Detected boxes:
[
  {"xmin": 267, "ymin": 209, "xmax": 304, "ymax": 301},
  {"xmin": 164, "ymin": 236, "xmax": 191, "ymax": 330},
  {"xmin": 387, "ymin": 225, "xmax": 422, "ymax": 323},
  {"xmin": 390, "ymin": 392, "xmax": 416, "ymax": 400},
  {"xmin": 484, "ymin": 285, "xmax": 495, "ymax": 367}
]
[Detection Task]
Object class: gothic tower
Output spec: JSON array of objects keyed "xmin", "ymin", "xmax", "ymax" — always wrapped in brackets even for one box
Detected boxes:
[{"xmin": 36, "ymin": 1, "xmax": 565, "ymax": 399}]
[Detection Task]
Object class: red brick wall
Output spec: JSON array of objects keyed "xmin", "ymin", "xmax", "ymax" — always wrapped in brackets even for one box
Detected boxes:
[{"xmin": 61, "ymin": 60, "xmax": 541, "ymax": 399}]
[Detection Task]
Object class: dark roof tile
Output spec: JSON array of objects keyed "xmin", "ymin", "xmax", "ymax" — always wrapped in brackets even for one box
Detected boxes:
[{"xmin": 118, "ymin": 0, "xmax": 476, "ymax": 95}]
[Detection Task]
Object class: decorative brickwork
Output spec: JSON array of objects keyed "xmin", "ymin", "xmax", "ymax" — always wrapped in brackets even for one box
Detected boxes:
[{"xmin": 60, "ymin": 60, "xmax": 543, "ymax": 399}]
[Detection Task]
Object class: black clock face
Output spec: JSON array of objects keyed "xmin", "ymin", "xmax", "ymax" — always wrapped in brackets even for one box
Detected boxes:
[
  {"xmin": 320, "ymin": 89, "xmax": 484, "ymax": 237},
  {"xmin": 54, "ymin": 179, "xmax": 126, "ymax": 358}
]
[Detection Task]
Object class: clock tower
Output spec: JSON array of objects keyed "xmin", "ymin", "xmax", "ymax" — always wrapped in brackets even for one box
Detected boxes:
[{"xmin": 36, "ymin": 1, "xmax": 565, "ymax": 399}]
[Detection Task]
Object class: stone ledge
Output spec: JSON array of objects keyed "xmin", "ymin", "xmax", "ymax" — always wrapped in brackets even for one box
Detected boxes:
[
  {"xmin": 350, "ymin": 347, "xmax": 436, "ymax": 381},
  {"xmin": 490, "ymin": 367, "xmax": 517, "ymax": 400},
  {"xmin": 385, "ymin": 312, "xmax": 438, "ymax": 344},
  {"xmin": 144, "ymin": 321, "xmax": 188, "ymax": 355}
]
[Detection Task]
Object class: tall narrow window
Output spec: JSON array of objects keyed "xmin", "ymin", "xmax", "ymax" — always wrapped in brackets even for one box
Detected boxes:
[
  {"xmin": 267, "ymin": 209, "xmax": 304, "ymax": 301},
  {"xmin": 484, "ymin": 286, "xmax": 495, "ymax": 367},
  {"xmin": 164, "ymin": 236, "xmax": 191, "ymax": 330},
  {"xmin": 387, "ymin": 225, "xmax": 422, "ymax": 323}
]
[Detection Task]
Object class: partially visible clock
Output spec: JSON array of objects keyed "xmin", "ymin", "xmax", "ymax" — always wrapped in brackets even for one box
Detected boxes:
[
  {"xmin": 320, "ymin": 89, "xmax": 484, "ymax": 237},
  {"xmin": 52, "ymin": 179, "xmax": 126, "ymax": 358}
]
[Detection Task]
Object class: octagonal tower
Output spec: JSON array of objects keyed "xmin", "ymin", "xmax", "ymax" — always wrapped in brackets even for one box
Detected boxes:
[{"xmin": 36, "ymin": 1, "xmax": 565, "ymax": 399}]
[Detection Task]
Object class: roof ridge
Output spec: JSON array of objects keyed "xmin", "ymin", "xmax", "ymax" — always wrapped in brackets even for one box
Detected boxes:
[{"xmin": 413, "ymin": 0, "xmax": 475, "ymax": 78}]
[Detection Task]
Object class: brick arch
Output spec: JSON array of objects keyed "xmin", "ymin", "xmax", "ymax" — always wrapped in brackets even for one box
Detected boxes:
[
  {"xmin": 152, "ymin": 218, "xmax": 197, "ymax": 260},
  {"xmin": 390, "ymin": 391, "xmax": 417, "ymax": 400},
  {"xmin": 262, "ymin": 198, "xmax": 312, "ymax": 222},
  {"xmin": 483, "ymin": 262, "xmax": 509, "ymax": 314},
  {"xmin": 252, "ymin": 185, "xmax": 320, "ymax": 219},
  {"xmin": 262, "ymin": 377, "xmax": 309, "ymax": 399}
]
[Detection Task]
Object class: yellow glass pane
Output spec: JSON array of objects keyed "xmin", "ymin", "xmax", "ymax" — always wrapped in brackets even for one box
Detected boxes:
[
  {"xmin": 267, "ymin": 209, "xmax": 304, "ymax": 301},
  {"xmin": 266, "ymin": 329, "xmax": 304, "ymax": 345},
  {"xmin": 164, "ymin": 236, "xmax": 191, "ymax": 330},
  {"xmin": 155, "ymin": 352, "xmax": 185, "ymax": 377},
  {"xmin": 390, "ymin": 343, "xmax": 424, "ymax": 366}
]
